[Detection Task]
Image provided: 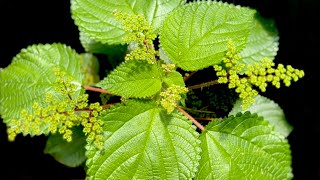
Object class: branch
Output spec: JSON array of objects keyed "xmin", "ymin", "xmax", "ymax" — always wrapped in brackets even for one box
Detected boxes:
[
  {"xmin": 187, "ymin": 80, "xmax": 219, "ymax": 90},
  {"xmin": 84, "ymin": 86, "xmax": 113, "ymax": 94},
  {"xmin": 195, "ymin": 117, "xmax": 219, "ymax": 121},
  {"xmin": 102, "ymin": 103, "xmax": 116, "ymax": 109},
  {"xmin": 176, "ymin": 106, "xmax": 205, "ymax": 131},
  {"xmin": 184, "ymin": 71, "xmax": 197, "ymax": 82},
  {"xmin": 180, "ymin": 106, "xmax": 216, "ymax": 115}
]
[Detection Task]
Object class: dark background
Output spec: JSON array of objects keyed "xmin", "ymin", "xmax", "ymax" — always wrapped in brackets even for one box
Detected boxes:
[{"xmin": 0, "ymin": 0, "xmax": 318, "ymax": 179}]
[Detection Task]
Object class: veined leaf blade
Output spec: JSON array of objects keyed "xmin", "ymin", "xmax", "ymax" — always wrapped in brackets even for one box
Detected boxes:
[{"xmin": 160, "ymin": 1, "xmax": 256, "ymax": 71}]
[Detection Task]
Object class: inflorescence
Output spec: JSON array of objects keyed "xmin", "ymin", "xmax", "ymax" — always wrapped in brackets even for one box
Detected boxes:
[
  {"xmin": 214, "ymin": 41, "xmax": 305, "ymax": 109},
  {"xmin": 113, "ymin": 10, "xmax": 158, "ymax": 64},
  {"xmin": 7, "ymin": 68, "xmax": 105, "ymax": 150},
  {"xmin": 160, "ymin": 85, "xmax": 189, "ymax": 113}
]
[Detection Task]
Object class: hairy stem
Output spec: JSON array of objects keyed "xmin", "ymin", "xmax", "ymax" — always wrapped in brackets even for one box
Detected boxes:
[
  {"xmin": 176, "ymin": 106, "xmax": 205, "ymax": 131},
  {"xmin": 187, "ymin": 80, "xmax": 219, "ymax": 90},
  {"xmin": 84, "ymin": 86, "xmax": 113, "ymax": 94}
]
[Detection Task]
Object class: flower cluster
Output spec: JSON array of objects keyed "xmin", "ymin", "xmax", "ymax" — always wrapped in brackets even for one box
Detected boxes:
[
  {"xmin": 7, "ymin": 68, "xmax": 105, "ymax": 150},
  {"xmin": 214, "ymin": 41, "xmax": 305, "ymax": 109},
  {"xmin": 113, "ymin": 10, "xmax": 158, "ymax": 64},
  {"xmin": 160, "ymin": 85, "xmax": 189, "ymax": 113},
  {"xmin": 161, "ymin": 64, "xmax": 176, "ymax": 73},
  {"xmin": 80, "ymin": 102, "xmax": 105, "ymax": 150}
]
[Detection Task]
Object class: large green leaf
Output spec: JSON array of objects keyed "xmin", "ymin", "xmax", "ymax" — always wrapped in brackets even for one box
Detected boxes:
[
  {"xmin": 229, "ymin": 95, "xmax": 293, "ymax": 138},
  {"xmin": 160, "ymin": 1, "xmax": 256, "ymax": 71},
  {"xmin": 239, "ymin": 13, "xmax": 279, "ymax": 66},
  {"xmin": 86, "ymin": 100, "xmax": 201, "ymax": 179},
  {"xmin": 96, "ymin": 61, "xmax": 164, "ymax": 98},
  {"xmin": 44, "ymin": 126, "xmax": 87, "ymax": 167},
  {"xmin": 71, "ymin": 0, "xmax": 185, "ymax": 44},
  {"xmin": 195, "ymin": 112, "xmax": 293, "ymax": 180},
  {"xmin": 0, "ymin": 43, "xmax": 83, "ymax": 123}
]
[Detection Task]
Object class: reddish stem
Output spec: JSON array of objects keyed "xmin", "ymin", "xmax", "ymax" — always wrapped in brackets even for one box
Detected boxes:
[
  {"xmin": 84, "ymin": 86, "xmax": 113, "ymax": 94},
  {"xmin": 195, "ymin": 117, "xmax": 219, "ymax": 121},
  {"xmin": 176, "ymin": 106, "xmax": 205, "ymax": 131}
]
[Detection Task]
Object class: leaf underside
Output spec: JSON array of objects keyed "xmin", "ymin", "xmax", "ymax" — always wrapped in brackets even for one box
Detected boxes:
[
  {"xmin": 44, "ymin": 126, "xmax": 87, "ymax": 167},
  {"xmin": 239, "ymin": 13, "xmax": 279, "ymax": 66},
  {"xmin": 86, "ymin": 100, "xmax": 201, "ymax": 180},
  {"xmin": 160, "ymin": 1, "xmax": 256, "ymax": 71},
  {"xmin": 196, "ymin": 112, "xmax": 293, "ymax": 180}
]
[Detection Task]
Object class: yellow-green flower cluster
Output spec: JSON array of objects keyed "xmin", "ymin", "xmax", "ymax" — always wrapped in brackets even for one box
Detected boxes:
[
  {"xmin": 80, "ymin": 102, "xmax": 105, "ymax": 150},
  {"xmin": 125, "ymin": 46, "xmax": 158, "ymax": 64},
  {"xmin": 113, "ymin": 10, "xmax": 158, "ymax": 64},
  {"xmin": 214, "ymin": 41, "xmax": 305, "ymax": 110},
  {"xmin": 7, "ymin": 68, "xmax": 105, "ymax": 150},
  {"xmin": 160, "ymin": 85, "xmax": 189, "ymax": 113},
  {"xmin": 161, "ymin": 64, "xmax": 176, "ymax": 73}
]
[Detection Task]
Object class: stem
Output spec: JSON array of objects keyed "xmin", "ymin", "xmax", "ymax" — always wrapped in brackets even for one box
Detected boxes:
[
  {"xmin": 102, "ymin": 104, "xmax": 116, "ymax": 109},
  {"xmin": 84, "ymin": 86, "xmax": 113, "ymax": 94},
  {"xmin": 195, "ymin": 117, "xmax": 219, "ymax": 121},
  {"xmin": 184, "ymin": 71, "xmax": 196, "ymax": 82},
  {"xmin": 187, "ymin": 80, "xmax": 219, "ymax": 90},
  {"xmin": 176, "ymin": 106, "xmax": 205, "ymax": 131},
  {"xmin": 180, "ymin": 106, "xmax": 216, "ymax": 114}
]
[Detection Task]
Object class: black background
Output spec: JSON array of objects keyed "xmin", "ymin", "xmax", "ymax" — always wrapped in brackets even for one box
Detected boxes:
[{"xmin": 0, "ymin": 0, "xmax": 319, "ymax": 180}]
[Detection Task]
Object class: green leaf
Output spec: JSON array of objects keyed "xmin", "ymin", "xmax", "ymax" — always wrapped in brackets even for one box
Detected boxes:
[
  {"xmin": 80, "ymin": 53, "xmax": 100, "ymax": 86},
  {"xmin": 0, "ymin": 43, "xmax": 83, "ymax": 123},
  {"xmin": 196, "ymin": 112, "xmax": 292, "ymax": 180},
  {"xmin": 96, "ymin": 61, "xmax": 163, "ymax": 98},
  {"xmin": 71, "ymin": 0, "xmax": 185, "ymax": 44},
  {"xmin": 163, "ymin": 71, "xmax": 185, "ymax": 87},
  {"xmin": 44, "ymin": 126, "xmax": 87, "ymax": 167},
  {"xmin": 239, "ymin": 13, "xmax": 279, "ymax": 66},
  {"xmin": 229, "ymin": 95, "xmax": 293, "ymax": 138},
  {"xmin": 86, "ymin": 100, "xmax": 201, "ymax": 179},
  {"xmin": 160, "ymin": 1, "xmax": 256, "ymax": 71}
]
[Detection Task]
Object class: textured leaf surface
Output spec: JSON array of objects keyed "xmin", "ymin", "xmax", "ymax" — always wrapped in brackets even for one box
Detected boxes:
[
  {"xmin": 196, "ymin": 112, "xmax": 292, "ymax": 180},
  {"xmin": 229, "ymin": 95, "xmax": 292, "ymax": 138},
  {"xmin": 0, "ymin": 43, "xmax": 83, "ymax": 123},
  {"xmin": 44, "ymin": 126, "xmax": 87, "ymax": 167},
  {"xmin": 71, "ymin": 0, "xmax": 185, "ymax": 44},
  {"xmin": 163, "ymin": 71, "xmax": 185, "ymax": 87},
  {"xmin": 96, "ymin": 61, "xmax": 163, "ymax": 98},
  {"xmin": 86, "ymin": 100, "xmax": 201, "ymax": 179},
  {"xmin": 239, "ymin": 14, "xmax": 279, "ymax": 65},
  {"xmin": 160, "ymin": 1, "xmax": 256, "ymax": 71}
]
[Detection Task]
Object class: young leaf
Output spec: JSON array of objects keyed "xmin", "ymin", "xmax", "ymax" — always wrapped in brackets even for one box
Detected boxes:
[
  {"xmin": 160, "ymin": 1, "xmax": 256, "ymax": 71},
  {"xmin": 96, "ymin": 61, "xmax": 163, "ymax": 98},
  {"xmin": 85, "ymin": 100, "xmax": 201, "ymax": 179},
  {"xmin": 163, "ymin": 71, "xmax": 185, "ymax": 87},
  {"xmin": 0, "ymin": 43, "xmax": 83, "ymax": 123},
  {"xmin": 196, "ymin": 112, "xmax": 293, "ymax": 179},
  {"xmin": 71, "ymin": 0, "xmax": 186, "ymax": 44},
  {"xmin": 229, "ymin": 95, "xmax": 293, "ymax": 138},
  {"xmin": 44, "ymin": 126, "xmax": 87, "ymax": 168},
  {"xmin": 239, "ymin": 13, "xmax": 279, "ymax": 66}
]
